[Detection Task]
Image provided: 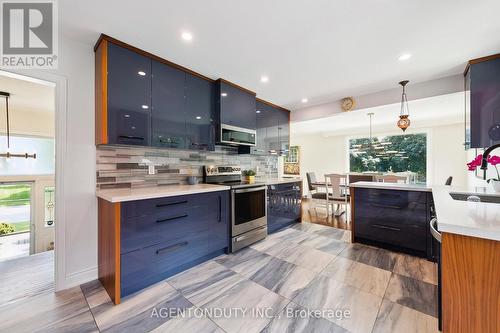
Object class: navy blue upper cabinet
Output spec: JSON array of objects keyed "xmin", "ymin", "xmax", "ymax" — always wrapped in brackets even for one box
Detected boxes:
[
  {"xmin": 276, "ymin": 108, "xmax": 290, "ymax": 155},
  {"xmin": 151, "ymin": 61, "xmax": 216, "ymax": 150},
  {"xmin": 465, "ymin": 55, "xmax": 500, "ymax": 148},
  {"xmin": 185, "ymin": 73, "xmax": 216, "ymax": 150},
  {"xmin": 107, "ymin": 43, "xmax": 152, "ymax": 146},
  {"xmin": 216, "ymin": 79, "xmax": 257, "ymax": 129},
  {"xmin": 238, "ymin": 99, "xmax": 291, "ymax": 155},
  {"xmin": 151, "ymin": 60, "xmax": 187, "ymax": 149}
]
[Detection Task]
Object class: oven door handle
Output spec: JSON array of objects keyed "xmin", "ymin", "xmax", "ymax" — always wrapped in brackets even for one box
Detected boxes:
[{"xmin": 233, "ymin": 186, "xmax": 267, "ymax": 194}]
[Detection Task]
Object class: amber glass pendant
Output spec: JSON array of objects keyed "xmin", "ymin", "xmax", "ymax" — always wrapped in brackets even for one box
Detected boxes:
[{"xmin": 397, "ymin": 115, "xmax": 410, "ymax": 132}]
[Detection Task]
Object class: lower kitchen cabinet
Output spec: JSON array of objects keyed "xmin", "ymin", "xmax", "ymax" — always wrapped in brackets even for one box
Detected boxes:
[
  {"xmin": 267, "ymin": 181, "xmax": 302, "ymax": 234},
  {"xmin": 352, "ymin": 187, "xmax": 433, "ymax": 259},
  {"xmin": 98, "ymin": 190, "xmax": 229, "ymax": 304}
]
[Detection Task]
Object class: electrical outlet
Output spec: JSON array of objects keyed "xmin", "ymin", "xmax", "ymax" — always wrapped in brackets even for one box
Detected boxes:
[{"xmin": 148, "ymin": 165, "xmax": 155, "ymax": 175}]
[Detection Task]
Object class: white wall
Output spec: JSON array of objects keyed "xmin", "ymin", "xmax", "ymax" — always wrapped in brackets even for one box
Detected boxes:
[
  {"xmin": 292, "ymin": 75, "xmax": 463, "ymax": 122},
  {"xmin": 292, "ymin": 123, "xmax": 469, "ymax": 195},
  {"xmin": 0, "ymin": 109, "xmax": 55, "ymax": 138},
  {"xmin": 52, "ymin": 35, "xmax": 97, "ymax": 288}
]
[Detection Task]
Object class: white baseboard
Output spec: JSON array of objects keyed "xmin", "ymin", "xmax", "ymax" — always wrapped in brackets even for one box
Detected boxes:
[{"xmin": 57, "ymin": 266, "xmax": 98, "ymax": 291}]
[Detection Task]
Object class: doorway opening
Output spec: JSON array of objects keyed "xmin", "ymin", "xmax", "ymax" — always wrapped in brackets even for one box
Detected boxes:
[{"xmin": 0, "ymin": 72, "xmax": 56, "ymax": 301}]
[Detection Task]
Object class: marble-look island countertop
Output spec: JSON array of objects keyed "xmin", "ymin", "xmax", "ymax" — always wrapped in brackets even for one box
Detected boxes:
[
  {"xmin": 349, "ymin": 181, "xmax": 431, "ymax": 192},
  {"xmin": 97, "ymin": 183, "xmax": 230, "ymax": 203},
  {"xmin": 432, "ymin": 185, "xmax": 500, "ymax": 241}
]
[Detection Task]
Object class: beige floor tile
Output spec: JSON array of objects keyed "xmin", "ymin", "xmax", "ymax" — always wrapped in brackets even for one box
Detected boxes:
[
  {"xmin": 321, "ymin": 257, "xmax": 392, "ymax": 297},
  {"xmin": 372, "ymin": 299, "xmax": 439, "ymax": 333},
  {"xmin": 393, "ymin": 254, "xmax": 438, "ymax": 285}
]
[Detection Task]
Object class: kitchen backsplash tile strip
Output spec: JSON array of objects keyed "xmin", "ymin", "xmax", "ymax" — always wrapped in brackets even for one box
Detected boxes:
[{"xmin": 96, "ymin": 146, "xmax": 279, "ymax": 189}]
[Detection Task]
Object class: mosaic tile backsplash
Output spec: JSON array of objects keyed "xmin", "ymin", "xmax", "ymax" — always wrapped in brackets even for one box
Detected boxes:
[{"xmin": 96, "ymin": 145, "xmax": 279, "ymax": 189}]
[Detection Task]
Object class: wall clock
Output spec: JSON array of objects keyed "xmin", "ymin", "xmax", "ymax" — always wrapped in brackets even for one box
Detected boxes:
[{"xmin": 341, "ymin": 97, "xmax": 355, "ymax": 112}]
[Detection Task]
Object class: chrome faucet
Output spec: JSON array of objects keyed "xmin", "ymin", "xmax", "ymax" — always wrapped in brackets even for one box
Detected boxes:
[{"xmin": 480, "ymin": 143, "xmax": 500, "ymax": 179}]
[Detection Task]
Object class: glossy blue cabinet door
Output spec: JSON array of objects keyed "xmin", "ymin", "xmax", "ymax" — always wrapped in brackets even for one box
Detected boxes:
[
  {"xmin": 469, "ymin": 58, "xmax": 500, "ymax": 148},
  {"xmin": 185, "ymin": 73, "xmax": 216, "ymax": 150},
  {"xmin": 267, "ymin": 182, "xmax": 301, "ymax": 234},
  {"xmin": 120, "ymin": 190, "xmax": 230, "ymax": 297},
  {"xmin": 208, "ymin": 191, "xmax": 230, "ymax": 252},
  {"xmin": 151, "ymin": 60, "xmax": 187, "ymax": 148},
  {"xmin": 107, "ymin": 43, "xmax": 151, "ymax": 146},
  {"xmin": 217, "ymin": 80, "xmax": 256, "ymax": 129},
  {"xmin": 277, "ymin": 109, "xmax": 290, "ymax": 156},
  {"xmin": 354, "ymin": 188, "xmax": 428, "ymax": 255}
]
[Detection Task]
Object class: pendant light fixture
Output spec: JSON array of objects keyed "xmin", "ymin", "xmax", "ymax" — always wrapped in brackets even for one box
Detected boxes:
[
  {"xmin": 397, "ymin": 80, "xmax": 411, "ymax": 132},
  {"xmin": 0, "ymin": 91, "xmax": 37, "ymax": 159}
]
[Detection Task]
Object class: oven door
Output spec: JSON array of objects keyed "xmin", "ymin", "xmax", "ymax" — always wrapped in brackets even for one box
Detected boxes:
[{"xmin": 231, "ymin": 186, "xmax": 267, "ymax": 236}]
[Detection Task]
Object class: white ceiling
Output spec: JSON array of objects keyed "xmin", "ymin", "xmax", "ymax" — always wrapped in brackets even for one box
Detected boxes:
[
  {"xmin": 60, "ymin": 0, "xmax": 500, "ymax": 109},
  {"xmin": 0, "ymin": 74, "xmax": 55, "ymax": 114},
  {"xmin": 290, "ymin": 92, "xmax": 463, "ymax": 136}
]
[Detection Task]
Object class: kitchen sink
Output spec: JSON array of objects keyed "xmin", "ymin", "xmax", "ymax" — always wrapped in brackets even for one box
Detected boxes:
[{"xmin": 449, "ymin": 192, "xmax": 500, "ymax": 204}]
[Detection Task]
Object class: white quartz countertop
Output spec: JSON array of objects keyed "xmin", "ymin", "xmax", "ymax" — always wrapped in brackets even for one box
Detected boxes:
[
  {"xmin": 432, "ymin": 185, "xmax": 500, "ymax": 241},
  {"xmin": 260, "ymin": 177, "xmax": 302, "ymax": 185},
  {"xmin": 350, "ymin": 181, "xmax": 432, "ymax": 192},
  {"xmin": 97, "ymin": 184, "xmax": 230, "ymax": 203}
]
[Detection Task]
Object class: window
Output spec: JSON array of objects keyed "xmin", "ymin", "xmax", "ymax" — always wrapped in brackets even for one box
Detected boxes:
[
  {"xmin": 349, "ymin": 133, "xmax": 427, "ymax": 182},
  {"xmin": 0, "ymin": 135, "xmax": 55, "ymax": 175}
]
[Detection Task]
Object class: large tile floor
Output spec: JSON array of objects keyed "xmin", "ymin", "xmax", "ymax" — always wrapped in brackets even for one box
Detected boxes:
[{"xmin": 0, "ymin": 223, "xmax": 439, "ymax": 333}]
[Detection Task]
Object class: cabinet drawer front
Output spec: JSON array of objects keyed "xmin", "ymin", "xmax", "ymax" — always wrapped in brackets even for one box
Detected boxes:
[
  {"xmin": 356, "ymin": 221, "xmax": 427, "ymax": 252},
  {"xmin": 121, "ymin": 209, "xmax": 215, "ymax": 254},
  {"xmin": 121, "ymin": 233, "xmax": 209, "ymax": 297},
  {"xmin": 121, "ymin": 192, "xmax": 223, "ymax": 219},
  {"xmin": 355, "ymin": 188, "xmax": 428, "ymax": 228}
]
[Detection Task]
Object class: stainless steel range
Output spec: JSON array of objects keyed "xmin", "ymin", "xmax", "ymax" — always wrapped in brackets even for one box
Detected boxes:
[{"xmin": 203, "ymin": 165, "xmax": 267, "ymax": 252}]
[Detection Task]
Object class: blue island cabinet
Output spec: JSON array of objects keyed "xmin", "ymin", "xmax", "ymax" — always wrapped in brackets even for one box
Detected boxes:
[
  {"xmin": 267, "ymin": 181, "xmax": 302, "ymax": 233},
  {"xmin": 352, "ymin": 187, "xmax": 433, "ymax": 259},
  {"xmin": 98, "ymin": 190, "xmax": 229, "ymax": 304}
]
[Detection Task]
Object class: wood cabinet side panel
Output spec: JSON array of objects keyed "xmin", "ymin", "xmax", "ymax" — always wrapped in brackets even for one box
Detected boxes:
[
  {"xmin": 442, "ymin": 232, "xmax": 500, "ymax": 332},
  {"xmin": 95, "ymin": 40, "xmax": 108, "ymax": 145},
  {"xmin": 98, "ymin": 198, "xmax": 121, "ymax": 304}
]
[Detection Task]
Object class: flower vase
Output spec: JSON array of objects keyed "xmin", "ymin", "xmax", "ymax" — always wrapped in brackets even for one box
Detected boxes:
[{"xmin": 491, "ymin": 179, "xmax": 500, "ymax": 193}]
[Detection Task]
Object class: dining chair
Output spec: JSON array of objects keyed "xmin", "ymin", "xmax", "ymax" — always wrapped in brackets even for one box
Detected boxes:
[
  {"xmin": 324, "ymin": 173, "xmax": 350, "ymax": 221},
  {"xmin": 306, "ymin": 172, "xmax": 331, "ymax": 214},
  {"xmin": 306, "ymin": 172, "xmax": 317, "ymax": 195},
  {"xmin": 348, "ymin": 174, "xmax": 375, "ymax": 184},
  {"xmin": 376, "ymin": 174, "xmax": 408, "ymax": 183}
]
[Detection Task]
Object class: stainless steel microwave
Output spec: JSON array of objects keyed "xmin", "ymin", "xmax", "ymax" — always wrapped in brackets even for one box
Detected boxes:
[{"xmin": 219, "ymin": 124, "xmax": 256, "ymax": 146}]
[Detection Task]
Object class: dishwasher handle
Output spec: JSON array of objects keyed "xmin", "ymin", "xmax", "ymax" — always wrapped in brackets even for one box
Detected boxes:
[{"xmin": 430, "ymin": 218, "xmax": 441, "ymax": 243}]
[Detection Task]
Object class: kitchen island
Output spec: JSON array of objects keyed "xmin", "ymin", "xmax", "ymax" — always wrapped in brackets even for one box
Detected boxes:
[
  {"xmin": 349, "ymin": 181, "xmax": 434, "ymax": 259},
  {"xmin": 432, "ymin": 185, "xmax": 500, "ymax": 333},
  {"xmin": 351, "ymin": 182, "xmax": 500, "ymax": 333}
]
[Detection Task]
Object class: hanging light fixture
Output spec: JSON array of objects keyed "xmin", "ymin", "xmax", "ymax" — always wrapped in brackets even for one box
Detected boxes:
[
  {"xmin": 0, "ymin": 91, "xmax": 37, "ymax": 159},
  {"xmin": 397, "ymin": 80, "xmax": 411, "ymax": 132}
]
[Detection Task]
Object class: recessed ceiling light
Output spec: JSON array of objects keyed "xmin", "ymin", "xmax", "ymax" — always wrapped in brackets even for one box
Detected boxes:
[
  {"xmin": 301, "ymin": 98, "xmax": 308, "ymax": 103},
  {"xmin": 221, "ymin": 92, "xmax": 228, "ymax": 97},
  {"xmin": 398, "ymin": 53, "xmax": 412, "ymax": 61},
  {"xmin": 181, "ymin": 31, "xmax": 193, "ymax": 42},
  {"xmin": 138, "ymin": 71, "xmax": 146, "ymax": 76},
  {"xmin": 260, "ymin": 76, "xmax": 269, "ymax": 83},
  {"xmin": 256, "ymin": 110, "xmax": 261, "ymax": 114},
  {"xmin": 124, "ymin": 114, "xmax": 130, "ymax": 118},
  {"xmin": 196, "ymin": 116, "xmax": 202, "ymax": 120},
  {"xmin": 141, "ymin": 105, "xmax": 149, "ymax": 109}
]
